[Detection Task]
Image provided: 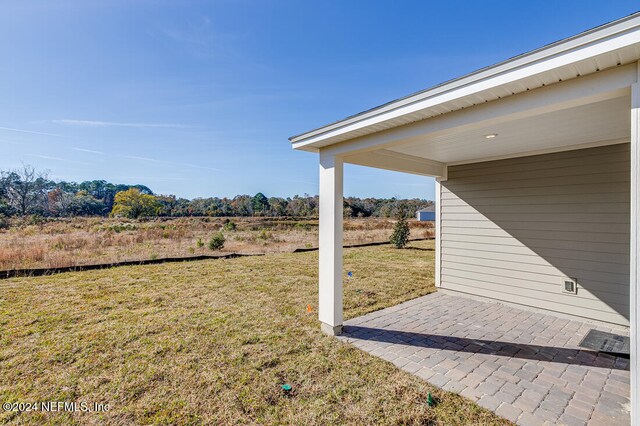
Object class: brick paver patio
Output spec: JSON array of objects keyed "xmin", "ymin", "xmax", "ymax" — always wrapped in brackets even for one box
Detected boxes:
[{"xmin": 337, "ymin": 292, "xmax": 630, "ymax": 425}]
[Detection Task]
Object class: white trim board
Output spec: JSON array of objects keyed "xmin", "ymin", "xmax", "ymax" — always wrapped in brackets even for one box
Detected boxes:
[{"xmin": 629, "ymin": 66, "xmax": 640, "ymax": 426}]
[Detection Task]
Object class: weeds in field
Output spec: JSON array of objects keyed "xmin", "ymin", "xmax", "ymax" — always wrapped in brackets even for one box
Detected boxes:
[
  {"xmin": 0, "ymin": 217, "xmax": 434, "ymax": 270},
  {"xmin": 295, "ymin": 222, "xmax": 312, "ymax": 231},
  {"xmin": 258, "ymin": 229, "xmax": 272, "ymax": 240},
  {"xmin": 100, "ymin": 222, "xmax": 138, "ymax": 233},
  {"xmin": 27, "ymin": 214, "xmax": 45, "ymax": 226},
  {"xmin": 0, "ymin": 246, "xmax": 45, "ymax": 269},
  {"xmin": 46, "ymin": 251, "xmax": 76, "ymax": 268},
  {"xmin": 223, "ymin": 221, "xmax": 237, "ymax": 231}
]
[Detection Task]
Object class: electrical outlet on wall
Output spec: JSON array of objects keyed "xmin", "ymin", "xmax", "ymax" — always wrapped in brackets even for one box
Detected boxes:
[{"xmin": 563, "ymin": 277, "xmax": 578, "ymax": 294}]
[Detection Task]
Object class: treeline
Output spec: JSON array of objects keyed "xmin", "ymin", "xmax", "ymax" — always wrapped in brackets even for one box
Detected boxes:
[
  {"xmin": 0, "ymin": 165, "xmax": 152, "ymax": 217},
  {"xmin": 0, "ymin": 165, "xmax": 433, "ymax": 219},
  {"xmin": 155, "ymin": 194, "xmax": 432, "ymax": 218}
]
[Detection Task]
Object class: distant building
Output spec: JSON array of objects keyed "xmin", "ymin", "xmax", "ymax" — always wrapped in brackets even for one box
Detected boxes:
[{"xmin": 416, "ymin": 207, "xmax": 435, "ymax": 221}]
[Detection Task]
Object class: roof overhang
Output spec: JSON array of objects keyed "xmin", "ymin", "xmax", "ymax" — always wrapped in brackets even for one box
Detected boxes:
[{"xmin": 290, "ymin": 12, "xmax": 640, "ymax": 153}]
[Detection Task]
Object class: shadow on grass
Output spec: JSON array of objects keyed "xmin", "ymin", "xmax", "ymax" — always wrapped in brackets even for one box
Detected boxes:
[{"xmin": 403, "ymin": 247, "xmax": 434, "ymax": 252}]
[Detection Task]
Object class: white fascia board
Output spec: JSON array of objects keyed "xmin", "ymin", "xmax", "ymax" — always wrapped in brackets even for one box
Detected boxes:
[{"xmin": 291, "ymin": 13, "xmax": 640, "ymax": 150}]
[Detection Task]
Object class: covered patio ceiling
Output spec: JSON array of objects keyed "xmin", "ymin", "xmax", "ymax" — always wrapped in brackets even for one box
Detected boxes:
[
  {"xmin": 339, "ymin": 65, "xmax": 635, "ymax": 178},
  {"xmin": 385, "ymin": 95, "xmax": 629, "ymax": 166}
]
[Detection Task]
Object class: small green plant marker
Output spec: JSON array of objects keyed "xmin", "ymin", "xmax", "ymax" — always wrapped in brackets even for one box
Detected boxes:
[
  {"xmin": 281, "ymin": 384, "xmax": 292, "ymax": 392},
  {"xmin": 427, "ymin": 392, "xmax": 434, "ymax": 407}
]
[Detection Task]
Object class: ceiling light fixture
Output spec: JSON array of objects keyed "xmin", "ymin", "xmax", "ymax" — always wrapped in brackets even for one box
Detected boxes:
[{"xmin": 484, "ymin": 133, "xmax": 498, "ymax": 139}]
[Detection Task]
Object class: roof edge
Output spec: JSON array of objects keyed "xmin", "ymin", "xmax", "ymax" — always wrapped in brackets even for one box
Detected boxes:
[{"xmin": 289, "ymin": 11, "xmax": 640, "ymax": 146}]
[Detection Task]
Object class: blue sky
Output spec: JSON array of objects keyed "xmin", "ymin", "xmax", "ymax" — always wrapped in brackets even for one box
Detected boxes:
[{"xmin": 2, "ymin": 1, "xmax": 638, "ymax": 200}]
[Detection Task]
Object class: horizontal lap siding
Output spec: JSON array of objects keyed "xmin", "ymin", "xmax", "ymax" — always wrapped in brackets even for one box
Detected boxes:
[{"xmin": 440, "ymin": 143, "xmax": 630, "ymax": 326}]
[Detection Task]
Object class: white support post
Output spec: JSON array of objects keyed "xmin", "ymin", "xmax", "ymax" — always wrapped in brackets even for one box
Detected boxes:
[
  {"xmin": 318, "ymin": 151, "xmax": 343, "ymax": 335},
  {"xmin": 631, "ymin": 68, "xmax": 640, "ymax": 426},
  {"xmin": 435, "ymin": 178, "xmax": 442, "ymax": 288},
  {"xmin": 434, "ymin": 169, "xmax": 447, "ymax": 288}
]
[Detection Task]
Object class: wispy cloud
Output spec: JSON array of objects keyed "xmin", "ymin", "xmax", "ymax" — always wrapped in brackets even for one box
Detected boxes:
[
  {"xmin": 34, "ymin": 154, "xmax": 69, "ymax": 161},
  {"xmin": 121, "ymin": 175, "xmax": 190, "ymax": 182},
  {"xmin": 0, "ymin": 126, "xmax": 62, "ymax": 137},
  {"xmin": 51, "ymin": 119, "xmax": 195, "ymax": 129},
  {"xmin": 72, "ymin": 147, "xmax": 104, "ymax": 155},
  {"xmin": 123, "ymin": 155, "xmax": 163, "ymax": 163},
  {"xmin": 28, "ymin": 154, "xmax": 90, "ymax": 166},
  {"xmin": 180, "ymin": 163, "xmax": 222, "ymax": 172}
]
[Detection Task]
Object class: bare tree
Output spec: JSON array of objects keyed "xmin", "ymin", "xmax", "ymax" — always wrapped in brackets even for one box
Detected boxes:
[
  {"xmin": 47, "ymin": 187, "xmax": 74, "ymax": 216},
  {"xmin": 0, "ymin": 164, "xmax": 50, "ymax": 216}
]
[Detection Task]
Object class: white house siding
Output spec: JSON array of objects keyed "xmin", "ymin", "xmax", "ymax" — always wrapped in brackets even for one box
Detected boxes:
[{"xmin": 440, "ymin": 143, "xmax": 630, "ymax": 326}]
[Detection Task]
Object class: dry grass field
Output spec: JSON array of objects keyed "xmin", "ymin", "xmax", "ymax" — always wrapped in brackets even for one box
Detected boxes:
[
  {"xmin": 0, "ymin": 240, "xmax": 508, "ymax": 425},
  {"xmin": 0, "ymin": 216, "xmax": 434, "ymax": 271}
]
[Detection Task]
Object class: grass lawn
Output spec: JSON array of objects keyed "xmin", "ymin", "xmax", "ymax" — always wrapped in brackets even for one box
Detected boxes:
[{"xmin": 0, "ymin": 240, "xmax": 509, "ymax": 425}]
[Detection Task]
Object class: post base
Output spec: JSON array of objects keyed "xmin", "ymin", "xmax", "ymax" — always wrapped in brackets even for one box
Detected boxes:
[{"xmin": 320, "ymin": 322, "xmax": 343, "ymax": 336}]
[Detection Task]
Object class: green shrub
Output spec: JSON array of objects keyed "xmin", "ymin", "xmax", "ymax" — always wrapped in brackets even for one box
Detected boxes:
[
  {"xmin": 27, "ymin": 214, "xmax": 45, "ymax": 226},
  {"xmin": 223, "ymin": 221, "xmax": 237, "ymax": 231},
  {"xmin": 105, "ymin": 222, "xmax": 137, "ymax": 233},
  {"xmin": 196, "ymin": 238, "xmax": 204, "ymax": 248},
  {"xmin": 258, "ymin": 229, "xmax": 272, "ymax": 240},
  {"xmin": 296, "ymin": 222, "xmax": 312, "ymax": 231},
  {"xmin": 52, "ymin": 240, "xmax": 65, "ymax": 250},
  {"xmin": 390, "ymin": 212, "xmax": 410, "ymax": 249},
  {"xmin": 208, "ymin": 233, "xmax": 225, "ymax": 250}
]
